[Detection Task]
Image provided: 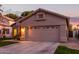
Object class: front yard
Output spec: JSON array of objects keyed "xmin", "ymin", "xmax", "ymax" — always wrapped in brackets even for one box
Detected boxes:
[
  {"xmin": 0, "ymin": 40, "xmax": 18, "ymax": 47},
  {"xmin": 54, "ymin": 46, "xmax": 79, "ymax": 54},
  {"xmin": 0, "ymin": 39, "xmax": 79, "ymax": 54}
]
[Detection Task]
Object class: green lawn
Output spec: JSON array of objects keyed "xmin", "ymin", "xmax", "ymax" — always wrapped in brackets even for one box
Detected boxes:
[
  {"xmin": 0, "ymin": 41, "xmax": 18, "ymax": 47},
  {"xmin": 54, "ymin": 46, "xmax": 79, "ymax": 54}
]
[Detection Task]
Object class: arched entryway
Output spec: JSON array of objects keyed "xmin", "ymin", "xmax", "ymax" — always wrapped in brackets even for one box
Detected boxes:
[{"xmin": 20, "ymin": 26, "xmax": 26, "ymax": 40}]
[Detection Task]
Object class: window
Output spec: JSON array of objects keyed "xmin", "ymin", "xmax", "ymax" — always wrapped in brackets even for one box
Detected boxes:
[
  {"xmin": 46, "ymin": 26, "xmax": 50, "ymax": 29},
  {"xmin": 34, "ymin": 26, "xmax": 37, "ymax": 29},
  {"xmin": 30, "ymin": 26, "xmax": 33, "ymax": 29},
  {"xmin": 38, "ymin": 14, "xmax": 44, "ymax": 18},
  {"xmin": 3, "ymin": 29, "xmax": 5, "ymax": 34},
  {"xmin": 51, "ymin": 26, "xmax": 55, "ymax": 29},
  {"xmin": 30, "ymin": 26, "xmax": 41, "ymax": 29},
  {"xmin": 37, "ymin": 13, "xmax": 45, "ymax": 19},
  {"xmin": 42, "ymin": 26, "xmax": 47, "ymax": 29},
  {"xmin": 35, "ymin": 13, "xmax": 46, "ymax": 22},
  {"xmin": 6, "ymin": 29, "xmax": 9, "ymax": 34},
  {"xmin": 3, "ymin": 29, "xmax": 9, "ymax": 34}
]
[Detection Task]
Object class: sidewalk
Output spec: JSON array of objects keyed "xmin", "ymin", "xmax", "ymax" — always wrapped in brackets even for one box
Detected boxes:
[{"xmin": 60, "ymin": 38, "xmax": 79, "ymax": 50}]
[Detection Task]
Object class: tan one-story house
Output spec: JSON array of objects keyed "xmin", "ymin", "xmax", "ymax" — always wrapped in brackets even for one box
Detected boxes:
[{"xmin": 11, "ymin": 8, "xmax": 69, "ymax": 42}]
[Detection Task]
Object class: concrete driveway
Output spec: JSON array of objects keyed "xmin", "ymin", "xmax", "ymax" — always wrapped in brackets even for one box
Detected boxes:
[{"xmin": 0, "ymin": 41, "xmax": 59, "ymax": 54}]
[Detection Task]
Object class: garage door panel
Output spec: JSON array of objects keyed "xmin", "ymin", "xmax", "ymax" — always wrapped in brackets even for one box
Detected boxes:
[{"xmin": 28, "ymin": 26, "xmax": 59, "ymax": 42}]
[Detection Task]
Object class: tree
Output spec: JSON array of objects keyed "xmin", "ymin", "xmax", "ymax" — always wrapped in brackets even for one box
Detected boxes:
[
  {"xmin": 5, "ymin": 13, "xmax": 18, "ymax": 19},
  {"xmin": 21, "ymin": 11, "xmax": 33, "ymax": 17}
]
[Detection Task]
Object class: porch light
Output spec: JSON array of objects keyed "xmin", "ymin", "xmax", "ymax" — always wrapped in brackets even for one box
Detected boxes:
[{"xmin": 21, "ymin": 27, "xmax": 25, "ymax": 33}]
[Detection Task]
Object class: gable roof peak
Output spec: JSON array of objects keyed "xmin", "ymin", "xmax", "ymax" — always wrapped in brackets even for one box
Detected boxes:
[
  {"xmin": 35, "ymin": 8, "xmax": 69, "ymax": 18},
  {"xmin": 38, "ymin": 8, "xmax": 44, "ymax": 10}
]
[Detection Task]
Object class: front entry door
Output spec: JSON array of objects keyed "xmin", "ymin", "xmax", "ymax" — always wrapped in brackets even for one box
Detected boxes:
[{"xmin": 20, "ymin": 27, "xmax": 26, "ymax": 40}]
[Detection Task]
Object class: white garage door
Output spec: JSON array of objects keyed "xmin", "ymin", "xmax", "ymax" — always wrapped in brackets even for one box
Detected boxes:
[{"xmin": 28, "ymin": 25, "xmax": 60, "ymax": 42}]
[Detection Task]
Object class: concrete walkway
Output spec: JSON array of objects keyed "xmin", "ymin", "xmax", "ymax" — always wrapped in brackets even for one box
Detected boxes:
[
  {"xmin": 0, "ymin": 41, "xmax": 59, "ymax": 54},
  {"xmin": 60, "ymin": 42, "xmax": 79, "ymax": 50},
  {"xmin": 60, "ymin": 38, "xmax": 79, "ymax": 50}
]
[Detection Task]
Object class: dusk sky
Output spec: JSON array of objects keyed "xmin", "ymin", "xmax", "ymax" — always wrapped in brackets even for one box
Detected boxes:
[
  {"xmin": 2, "ymin": 4, "xmax": 79, "ymax": 25},
  {"xmin": 2, "ymin": 4, "xmax": 79, "ymax": 17}
]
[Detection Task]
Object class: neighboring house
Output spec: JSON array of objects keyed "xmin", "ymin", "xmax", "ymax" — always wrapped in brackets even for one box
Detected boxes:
[
  {"xmin": 73, "ymin": 28, "xmax": 78, "ymax": 38},
  {"xmin": 11, "ymin": 8, "xmax": 69, "ymax": 42},
  {"xmin": 0, "ymin": 13, "xmax": 15, "ymax": 38},
  {"xmin": 70, "ymin": 17, "xmax": 79, "ymax": 38},
  {"xmin": 73, "ymin": 25, "xmax": 79, "ymax": 38}
]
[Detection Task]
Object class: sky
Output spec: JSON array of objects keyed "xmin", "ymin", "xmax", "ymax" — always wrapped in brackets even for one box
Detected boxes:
[
  {"xmin": 1, "ymin": 4, "xmax": 79, "ymax": 17},
  {"xmin": 1, "ymin": 4, "xmax": 79, "ymax": 25}
]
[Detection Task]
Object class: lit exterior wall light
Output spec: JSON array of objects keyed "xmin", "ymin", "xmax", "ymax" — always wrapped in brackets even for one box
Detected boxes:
[{"xmin": 21, "ymin": 27, "xmax": 25, "ymax": 33}]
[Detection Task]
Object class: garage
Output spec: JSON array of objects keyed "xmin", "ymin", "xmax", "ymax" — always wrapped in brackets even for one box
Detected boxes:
[{"xmin": 28, "ymin": 25, "xmax": 60, "ymax": 42}]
